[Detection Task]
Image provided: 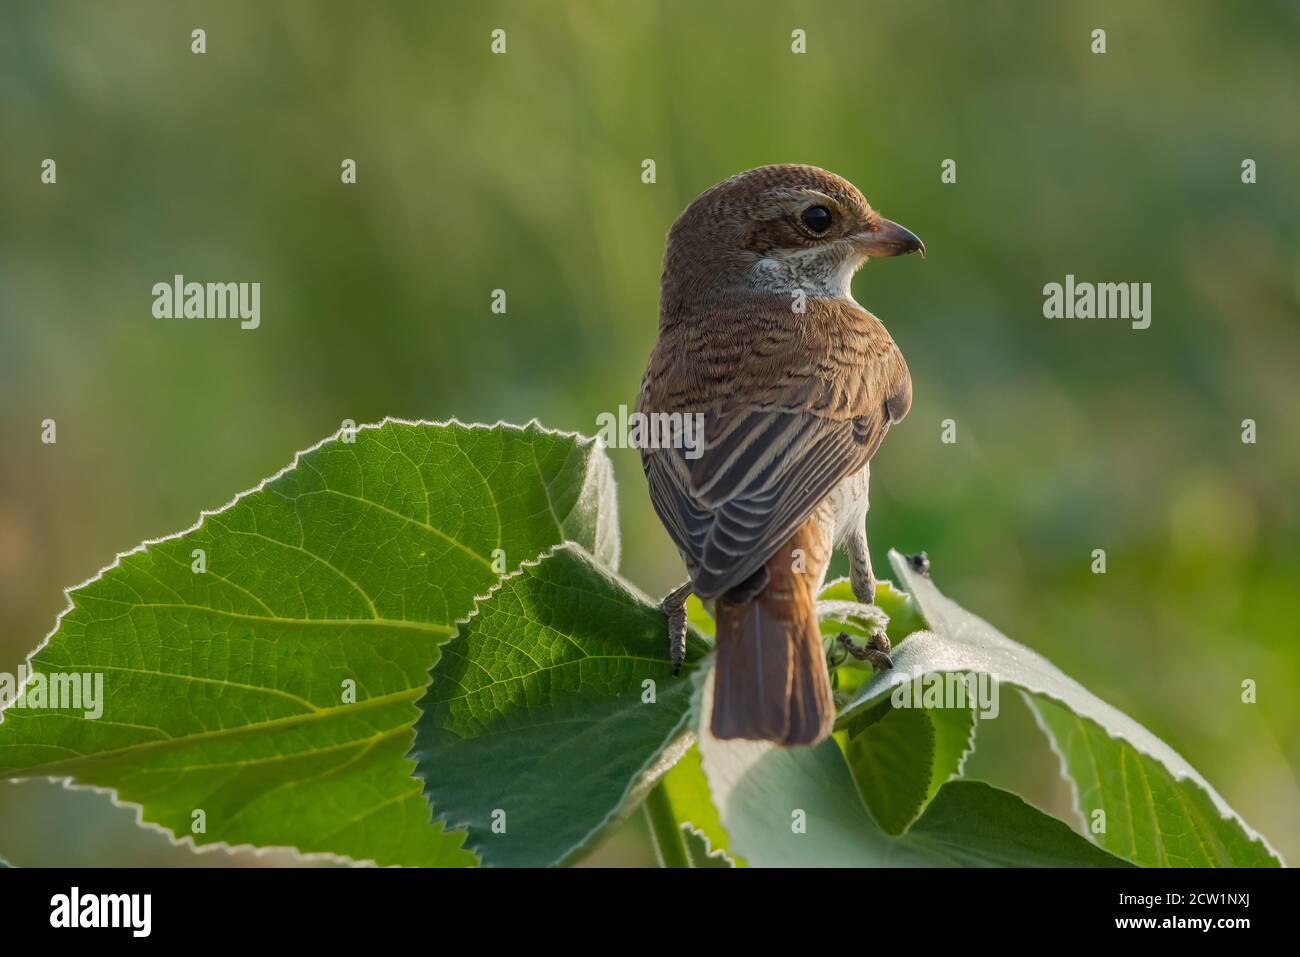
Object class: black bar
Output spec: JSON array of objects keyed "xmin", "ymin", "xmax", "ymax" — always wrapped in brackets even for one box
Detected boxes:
[{"xmin": 0, "ymin": 866, "xmax": 1291, "ymax": 942}]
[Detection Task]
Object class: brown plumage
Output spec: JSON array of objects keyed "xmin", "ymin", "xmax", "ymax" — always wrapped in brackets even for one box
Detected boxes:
[
  {"xmin": 712, "ymin": 518, "xmax": 836, "ymax": 745},
  {"xmin": 637, "ymin": 164, "xmax": 923, "ymax": 746}
]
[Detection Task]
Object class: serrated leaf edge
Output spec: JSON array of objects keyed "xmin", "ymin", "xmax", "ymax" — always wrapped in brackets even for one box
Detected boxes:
[
  {"xmin": 680, "ymin": 821, "xmax": 737, "ymax": 867},
  {"xmin": 0, "ymin": 416, "xmax": 612, "ymax": 868},
  {"xmin": 408, "ymin": 540, "xmax": 702, "ymax": 867},
  {"xmin": 857, "ymin": 549, "xmax": 1287, "ymax": 866}
]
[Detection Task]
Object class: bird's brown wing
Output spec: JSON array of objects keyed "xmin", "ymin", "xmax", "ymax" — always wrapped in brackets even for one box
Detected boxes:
[
  {"xmin": 644, "ymin": 406, "xmax": 887, "ymax": 599},
  {"xmin": 639, "ymin": 296, "xmax": 910, "ymax": 601}
]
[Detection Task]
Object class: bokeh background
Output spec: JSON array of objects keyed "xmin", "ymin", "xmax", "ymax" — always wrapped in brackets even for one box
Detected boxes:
[{"xmin": 1, "ymin": 0, "xmax": 1297, "ymax": 866}]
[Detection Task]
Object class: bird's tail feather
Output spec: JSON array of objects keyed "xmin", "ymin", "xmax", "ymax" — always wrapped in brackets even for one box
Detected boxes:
[{"xmin": 710, "ymin": 524, "xmax": 834, "ymax": 746}]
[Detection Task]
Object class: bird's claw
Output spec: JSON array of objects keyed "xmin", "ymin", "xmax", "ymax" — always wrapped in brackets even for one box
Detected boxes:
[{"xmin": 836, "ymin": 630, "xmax": 893, "ymax": 672}]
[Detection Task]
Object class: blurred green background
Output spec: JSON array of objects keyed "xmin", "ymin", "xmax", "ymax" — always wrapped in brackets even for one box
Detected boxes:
[{"xmin": 2, "ymin": 0, "xmax": 1297, "ymax": 866}]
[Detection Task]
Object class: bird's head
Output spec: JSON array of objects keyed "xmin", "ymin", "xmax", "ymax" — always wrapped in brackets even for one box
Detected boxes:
[{"xmin": 661, "ymin": 164, "xmax": 924, "ymax": 306}]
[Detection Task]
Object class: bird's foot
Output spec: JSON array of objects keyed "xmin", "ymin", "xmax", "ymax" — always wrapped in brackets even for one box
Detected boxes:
[
  {"xmin": 661, "ymin": 581, "xmax": 693, "ymax": 677},
  {"xmin": 836, "ymin": 630, "xmax": 893, "ymax": 672}
]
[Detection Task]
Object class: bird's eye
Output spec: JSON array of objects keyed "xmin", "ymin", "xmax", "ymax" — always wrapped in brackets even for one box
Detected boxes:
[{"xmin": 800, "ymin": 205, "xmax": 832, "ymax": 234}]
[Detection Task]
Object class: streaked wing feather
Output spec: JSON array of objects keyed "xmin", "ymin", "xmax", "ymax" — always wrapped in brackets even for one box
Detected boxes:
[{"xmin": 643, "ymin": 406, "xmax": 888, "ymax": 599}]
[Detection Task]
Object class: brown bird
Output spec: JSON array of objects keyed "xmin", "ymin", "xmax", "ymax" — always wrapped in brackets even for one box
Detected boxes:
[{"xmin": 636, "ymin": 164, "xmax": 923, "ymax": 747}]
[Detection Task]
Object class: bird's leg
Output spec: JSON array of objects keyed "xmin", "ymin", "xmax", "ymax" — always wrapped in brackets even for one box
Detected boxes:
[
  {"xmin": 836, "ymin": 631, "xmax": 893, "ymax": 672},
  {"xmin": 824, "ymin": 524, "xmax": 892, "ymax": 670},
  {"xmin": 661, "ymin": 580, "xmax": 693, "ymax": 677},
  {"xmin": 847, "ymin": 523, "xmax": 876, "ymax": 605}
]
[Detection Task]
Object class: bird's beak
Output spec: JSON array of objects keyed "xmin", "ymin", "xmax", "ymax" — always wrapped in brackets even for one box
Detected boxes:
[{"xmin": 854, "ymin": 218, "xmax": 926, "ymax": 260}]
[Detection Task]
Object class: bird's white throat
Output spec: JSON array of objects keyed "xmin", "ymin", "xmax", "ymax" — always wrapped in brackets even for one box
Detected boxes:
[{"xmin": 749, "ymin": 246, "xmax": 863, "ymax": 303}]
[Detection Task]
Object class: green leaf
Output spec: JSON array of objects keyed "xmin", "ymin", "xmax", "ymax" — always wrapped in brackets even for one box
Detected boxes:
[
  {"xmin": 682, "ymin": 825, "xmax": 735, "ymax": 867},
  {"xmin": 840, "ymin": 551, "xmax": 1283, "ymax": 867},
  {"xmin": 819, "ymin": 579, "xmax": 922, "ymax": 702},
  {"xmin": 658, "ymin": 742, "xmax": 744, "ymax": 866},
  {"xmin": 825, "ymin": 579, "xmax": 973, "ymax": 837},
  {"xmin": 1027, "ymin": 695, "xmax": 1277, "ymax": 867},
  {"xmin": 818, "ymin": 576, "xmax": 924, "ymax": 645},
  {"xmin": 410, "ymin": 544, "xmax": 710, "ymax": 867},
  {"xmin": 0, "ymin": 419, "xmax": 618, "ymax": 866},
  {"xmin": 842, "ymin": 694, "xmax": 974, "ymax": 834},
  {"xmin": 906, "ymin": 780, "xmax": 1131, "ymax": 867},
  {"xmin": 695, "ymin": 691, "xmax": 1127, "ymax": 867},
  {"xmin": 684, "ymin": 594, "xmax": 716, "ymax": 639}
]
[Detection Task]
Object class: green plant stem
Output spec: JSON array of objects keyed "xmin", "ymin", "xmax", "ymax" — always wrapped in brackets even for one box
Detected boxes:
[{"xmin": 644, "ymin": 779, "xmax": 691, "ymax": 868}]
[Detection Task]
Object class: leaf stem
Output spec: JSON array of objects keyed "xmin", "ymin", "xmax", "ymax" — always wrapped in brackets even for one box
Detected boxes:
[{"xmin": 644, "ymin": 779, "xmax": 691, "ymax": 868}]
